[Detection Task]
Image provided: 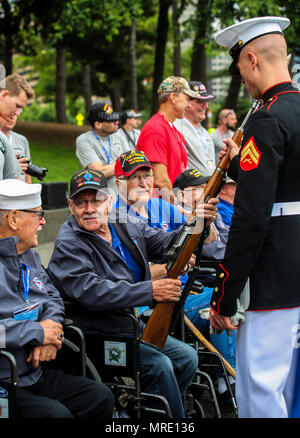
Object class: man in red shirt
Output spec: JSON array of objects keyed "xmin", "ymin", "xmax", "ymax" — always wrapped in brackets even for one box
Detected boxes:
[{"xmin": 137, "ymin": 76, "xmax": 198, "ymax": 203}]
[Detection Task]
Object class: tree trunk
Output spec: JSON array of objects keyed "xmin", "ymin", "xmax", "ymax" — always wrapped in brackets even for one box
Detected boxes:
[
  {"xmin": 151, "ymin": 0, "xmax": 171, "ymax": 115},
  {"xmin": 55, "ymin": 45, "xmax": 68, "ymax": 124},
  {"xmin": 172, "ymin": 0, "xmax": 181, "ymax": 76},
  {"xmin": 190, "ymin": 0, "xmax": 211, "ymax": 83},
  {"xmin": 190, "ymin": 42, "xmax": 206, "ymax": 83},
  {"xmin": 3, "ymin": 33, "xmax": 13, "ymax": 76},
  {"xmin": 1, "ymin": 0, "xmax": 15, "ymax": 76},
  {"xmin": 130, "ymin": 18, "xmax": 138, "ymax": 111},
  {"xmin": 82, "ymin": 62, "xmax": 92, "ymax": 120},
  {"xmin": 224, "ymin": 74, "xmax": 242, "ymax": 110},
  {"xmin": 112, "ymin": 80, "xmax": 121, "ymax": 112}
]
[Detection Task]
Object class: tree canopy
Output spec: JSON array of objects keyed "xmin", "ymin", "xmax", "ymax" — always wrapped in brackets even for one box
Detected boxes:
[{"xmin": 1, "ymin": 0, "xmax": 298, "ymax": 123}]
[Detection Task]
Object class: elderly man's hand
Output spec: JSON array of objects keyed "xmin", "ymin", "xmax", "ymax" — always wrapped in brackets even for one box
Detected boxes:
[
  {"xmin": 27, "ymin": 345, "xmax": 59, "ymax": 369},
  {"xmin": 152, "ymin": 278, "xmax": 181, "ymax": 302},
  {"xmin": 39, "ymin": 319, "xmax": 64, "ymax": 349}
]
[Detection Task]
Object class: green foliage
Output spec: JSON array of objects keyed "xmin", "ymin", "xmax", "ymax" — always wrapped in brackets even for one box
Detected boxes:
[
  {"xmin": 29, "ymin": 141, "xmax": 80, "ymax": 183},
  {"xmin": 19, "ymin": 102, "xmax": 57, "ymax": 123},
  {"xmin": 19, "ymin": 98, "xmax": 86, "ymax": 124},
  {"xmin": 5, "ymin": 0, "xmax": 300, "ymax": 124},
  {"xmin": 49, "ymin": 0, "xmax": 144, "ymax": 43}
]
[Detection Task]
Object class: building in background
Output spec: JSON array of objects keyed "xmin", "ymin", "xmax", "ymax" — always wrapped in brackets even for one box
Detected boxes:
[{"xmin": 207, "ymin": 52, "xmax": 232, "ymax": 101}]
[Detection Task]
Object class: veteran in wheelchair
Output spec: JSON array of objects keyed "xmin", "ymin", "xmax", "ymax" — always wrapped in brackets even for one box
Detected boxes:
[
  {"xmin": 47, "ymin": 168, "xmax": 200, "ymax": 418},
  {"xmin": 0, "ymin": 179, "xmax": 114, "ymax": 418}
]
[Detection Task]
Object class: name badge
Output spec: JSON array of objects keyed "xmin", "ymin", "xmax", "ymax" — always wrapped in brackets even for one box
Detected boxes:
[{"xmin": 14, "ymin": 301, "xmax": 39, "ymax": 322}]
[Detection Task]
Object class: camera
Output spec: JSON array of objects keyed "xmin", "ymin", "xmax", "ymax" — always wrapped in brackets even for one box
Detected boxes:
[{"xmin": 18, "ymin": 155, "xmax": 48, "ymax": 181}]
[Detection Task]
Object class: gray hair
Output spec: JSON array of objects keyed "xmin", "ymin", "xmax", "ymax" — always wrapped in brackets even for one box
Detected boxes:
[{"xmin": 0, "ymin": 209, "xmax": 8, "ymax": 226}]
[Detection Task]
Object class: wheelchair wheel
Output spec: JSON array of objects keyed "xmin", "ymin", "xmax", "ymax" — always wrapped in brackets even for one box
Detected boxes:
[
  {"xmin": 190, "ymin": 398, "xmax": 205, "ymax": 418},
  {"xmin": 62, "ymin": 338, "xmax": 102, "ymax": 382},
  {"xmin": 184, "ymin": 392, "xmax": 206, "ymax": 419}
]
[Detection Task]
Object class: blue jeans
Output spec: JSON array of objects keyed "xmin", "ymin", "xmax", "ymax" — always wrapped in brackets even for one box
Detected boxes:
[
  {"xmin": 184, "ymin": 287, "xmax": 236, "ymax": 373},
  {"xmin": 139, "ymin": 335, "xmax": 198, "ymax": 418}
]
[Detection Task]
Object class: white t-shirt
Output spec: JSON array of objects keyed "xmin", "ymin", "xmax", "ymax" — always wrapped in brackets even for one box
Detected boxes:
[
  {"xmin": 174, "ymin": 118, "xmax": 215, "ymax": 176},
  {"xmin": 9, "ymin": 131, "xmax": 31, "ymax": 181},
  {"xmin": 115, "ymin": 128, "xmax": 140, "ymax": 151},
  {"xmin": 76, "ymin": 130, "xmax": 127, "ymax": 198},
  {"xmin": 0, "ymin": 131, "xmax": 21, "ymax": 180}
]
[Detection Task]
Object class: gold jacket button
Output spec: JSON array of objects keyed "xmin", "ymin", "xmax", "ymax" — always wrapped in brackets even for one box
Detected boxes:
[
  {"xmin": 214, "ymin": 287, "xmax": 218, "ymax": 292},
  {"xmin": 212, "ymin": 301, "xmax": 216, "ymax": 306},
  {"xmin": 219, "ymin": 273, "xmax": 224, "ymax": 279}
]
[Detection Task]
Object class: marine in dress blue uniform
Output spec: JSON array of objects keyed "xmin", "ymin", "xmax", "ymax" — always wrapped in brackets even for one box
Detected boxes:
[{"xmin": 209, "ymin": 16, "xmax": 300, "ymax": 418}]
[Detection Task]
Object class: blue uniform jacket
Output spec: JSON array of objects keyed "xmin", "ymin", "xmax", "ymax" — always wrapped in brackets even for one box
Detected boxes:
[
  {"xmin": 210, "ymin": 81, "xmax": 300, "ymax": 315},
  {"xmin": 0, "ymin": 237, "xmax": 64, "ymax": 387}
]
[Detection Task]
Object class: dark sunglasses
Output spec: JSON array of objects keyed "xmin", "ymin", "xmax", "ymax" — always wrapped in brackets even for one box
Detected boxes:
[{"xmin": 224, "ymin": 110, "xmax": 235, "ymax": 118}]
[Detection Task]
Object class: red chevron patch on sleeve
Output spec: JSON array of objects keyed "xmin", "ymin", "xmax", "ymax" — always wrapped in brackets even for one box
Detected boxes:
[{"xmin": 240, "ymin": 136, "xmax": 261, "ymax": 171}]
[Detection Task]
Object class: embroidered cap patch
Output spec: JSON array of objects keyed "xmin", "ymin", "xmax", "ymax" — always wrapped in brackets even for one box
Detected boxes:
[{"xmin": 240, "ymin": 136, "xmax": 261, "ymax": 171}]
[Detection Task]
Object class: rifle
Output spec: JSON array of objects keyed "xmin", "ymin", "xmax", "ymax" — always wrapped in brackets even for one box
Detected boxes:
[{"xmin": 141, "ymin": 99, "xmax": 261, "ymax": 350}]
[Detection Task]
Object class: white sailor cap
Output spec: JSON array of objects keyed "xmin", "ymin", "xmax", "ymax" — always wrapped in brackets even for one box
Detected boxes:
[
  {"xmin": 0, "ymin": 179, "xmax": 42, "ymax": 210},
  {"xmin": 216, "ymin": 16, "xmax": 290, "ymax": 73}
]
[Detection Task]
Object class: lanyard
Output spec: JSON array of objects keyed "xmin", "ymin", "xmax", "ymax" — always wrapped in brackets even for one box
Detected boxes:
[
  {"xmin": 195, "ymin": 127, "xmax": 208, "ymax": 155},
  {"xmin": 184, "ymin": 118, "xmax": 209, "ymax": 156},
  {"xmin": 20, "ymin": 263, "xmax": 31, "ymax": 303},
  {"xmin": 218, "ymin": 126, "xmax": 225, "ymax": 139},
  {"xmin": 91, "ymin": 129, "xmax": 112, "ymax": 164}
]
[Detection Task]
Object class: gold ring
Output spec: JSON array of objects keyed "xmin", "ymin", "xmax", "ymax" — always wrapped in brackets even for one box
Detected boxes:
[{"xmin": 46, "ymin": 354, "xmax": 52, "ymax": 359}]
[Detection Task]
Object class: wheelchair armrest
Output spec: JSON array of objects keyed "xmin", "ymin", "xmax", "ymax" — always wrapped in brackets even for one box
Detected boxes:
[
  {"xmin": 0, "ymin": 349, "xmax": 18, "ymax": 386},
  {"xmin": 198, "ymin": 267, "xmax": 216, "ymax": 275},
  {"xmin": 63, "ymin": 325, "xmax": 87, "ymax": 377}
]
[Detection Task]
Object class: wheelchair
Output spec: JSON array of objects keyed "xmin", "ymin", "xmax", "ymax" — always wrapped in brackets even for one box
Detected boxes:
[
  {"xmin": 59, "ymin": 255, "xmax": 237, "ymax": 420},
  {"xmin": 0, "ymin": 349, "xmax": 17, "ymax": 419},
  {"xmin": 63, "ymin": 302, "xmax": 173, "ymax": 419},
  {"xmin": 169, "ymin": 258, "xmax": 238, "ymax": 417}
]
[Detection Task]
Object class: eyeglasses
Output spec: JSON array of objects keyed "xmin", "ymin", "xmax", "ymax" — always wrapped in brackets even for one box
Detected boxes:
[
  {"xmin": 224, "ymin": 110, "xmax": 235, "ymax": 118},
  {"xmin": 18, "ymin": 209, "xmax": 45, "ymax": 219},
  {"xmin": 119, "ymin": 174, "xmax": 154, "ymax": 183},
  {"xmin": 191, "ymin": 99, "xmax": 208, "ymax": 105},
  {"xmin": 72, "ymin": 198, "xmax": 107, "ymax": 208}
]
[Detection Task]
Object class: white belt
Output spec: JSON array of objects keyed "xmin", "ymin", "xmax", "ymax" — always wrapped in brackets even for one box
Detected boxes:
[{"xmin": 271, "ymin": 201, "xmax": 300, "ymax": 217}]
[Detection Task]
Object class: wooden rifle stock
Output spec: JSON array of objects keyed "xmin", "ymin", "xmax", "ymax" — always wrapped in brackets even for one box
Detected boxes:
[{"xmin": 141, "ymin": 100, "xmax": 261, "ymax": 350}]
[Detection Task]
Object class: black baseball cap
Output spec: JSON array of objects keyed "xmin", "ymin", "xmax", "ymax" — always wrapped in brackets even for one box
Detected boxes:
[
  {"xmin": 188, "ymin": 81, "xmax": 214, "ymax": 100},
  {"xmin": 115, "ymin": 150, "xmax": 153, "ymax": 178},
  {"xmin": 173, "ymin": 169, "xmax": 211, "ymax": 190},
  {"xmin": 69, "ymin": 169, "xmax": 108, "ymax": 198},
  {"xmin": 120, "ymin": 109, "xmax": 142, "ymax": 125},
  {"xmin": 87, "ymin": 102, "xmax": 119, "ymax": 126}
]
